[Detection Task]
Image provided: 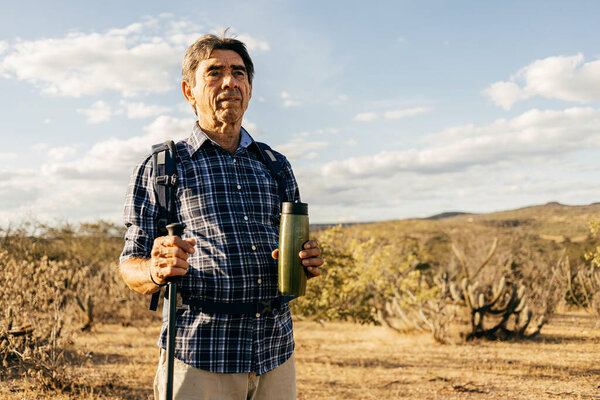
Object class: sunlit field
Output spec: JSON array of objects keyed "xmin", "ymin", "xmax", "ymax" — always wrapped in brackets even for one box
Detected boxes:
[{"xmin": 2, "ymin": 203, "xmax": 599, "ymax": 399}]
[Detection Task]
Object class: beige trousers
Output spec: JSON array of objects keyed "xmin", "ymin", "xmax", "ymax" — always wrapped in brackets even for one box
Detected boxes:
[{"xmin": 153, "ymin": 350, "xmax": 297, "ymax": 400}]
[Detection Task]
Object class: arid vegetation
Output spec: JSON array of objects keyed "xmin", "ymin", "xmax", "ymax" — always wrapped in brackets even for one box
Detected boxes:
[
  {"xmin": 1, "ymin": 202, "xmax": 600, "ymax": 399},
  {"xmin": 293, "ymin": 203, "xmax": 599, "ymax": 344},
  {"xmin": 0, "ymin": 222, "xmax": 155, "ymax": 396}
]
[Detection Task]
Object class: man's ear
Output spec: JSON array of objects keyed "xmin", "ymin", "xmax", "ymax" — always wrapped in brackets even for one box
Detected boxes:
[{"xmin": 181, "ymin": 80, "xmax": 195, "ymax": 105}]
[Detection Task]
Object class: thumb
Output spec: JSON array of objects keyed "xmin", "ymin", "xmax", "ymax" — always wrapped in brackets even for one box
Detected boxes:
[{"xmin": 271, "ymin": 249, "xmax": 279, "ymax": 260}]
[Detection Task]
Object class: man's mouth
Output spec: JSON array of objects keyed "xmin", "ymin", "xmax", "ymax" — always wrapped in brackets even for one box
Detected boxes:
[{"xmin": 218, "ymin": 91, "xmax": 242, "ymax": 102}]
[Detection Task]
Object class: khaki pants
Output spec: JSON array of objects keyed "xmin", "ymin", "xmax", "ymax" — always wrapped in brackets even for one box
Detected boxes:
[{"xmin": 153, "ymin": 350, "xmax": 297, "ymax": 400}]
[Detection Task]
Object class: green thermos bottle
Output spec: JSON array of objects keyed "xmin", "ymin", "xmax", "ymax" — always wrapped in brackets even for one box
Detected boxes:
[{"xmin": 278, "ymin": 202, "xmax": 309, "ymax": 297}]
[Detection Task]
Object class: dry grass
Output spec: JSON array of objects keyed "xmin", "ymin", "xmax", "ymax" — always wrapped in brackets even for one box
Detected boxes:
[
  {"xmin": 295, "ymin": 311, "xmax": 600, "ymax": 399},
  {"xmin": 3, "ymin": 207, "xmax": 599, "ymax": 399},
  {"xmin": 2, "ymin": 311, "xmax": 598, "ymax": 399}
]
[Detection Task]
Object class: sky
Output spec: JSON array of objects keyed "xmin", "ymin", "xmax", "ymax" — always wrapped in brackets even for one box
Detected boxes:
[{"xmin": 1, "ymin": 0, "xmax": 600, "ymax": 226}]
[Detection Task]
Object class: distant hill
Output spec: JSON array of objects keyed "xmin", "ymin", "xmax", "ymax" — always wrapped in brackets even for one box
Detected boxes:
[
  {"xmin": 315, "ymin": 202, "xmax": 600, "ymax": 269},
  {"xmin": 310, "ymin": 222, "xmax": 369, "ymax": 232},
  {"xmin": 319, "ymin": 201, "xmax": 600, "ymax": 246},
  {"xmin": 424, "ymin": 211, "xmax": 471, "ymax": 220}
]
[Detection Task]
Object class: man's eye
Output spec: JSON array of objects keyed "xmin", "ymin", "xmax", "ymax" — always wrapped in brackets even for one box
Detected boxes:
[
  {"xmin": 234, "ymin": 71, "xmax": 246, "ymax": 77},
  {"xmin": 208, "ymin": 71, "xmax": 221, "ymax": 77}
]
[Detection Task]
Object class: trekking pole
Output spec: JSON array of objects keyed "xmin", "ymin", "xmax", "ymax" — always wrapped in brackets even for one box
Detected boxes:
[{"xmin": 165, "ymin": 222, "xmax": 183, "ymax": 400}]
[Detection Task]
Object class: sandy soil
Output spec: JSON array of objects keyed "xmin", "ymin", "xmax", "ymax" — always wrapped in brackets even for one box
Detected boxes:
[{"xmin": 1, "ymin": 312, "xmax": 599, "ymax": 399}]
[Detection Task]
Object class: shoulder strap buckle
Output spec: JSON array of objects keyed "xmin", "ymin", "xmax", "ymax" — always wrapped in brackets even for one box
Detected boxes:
[{"xmin": 155, "ymin": 174, "xmax": 178, "ymax": 186}]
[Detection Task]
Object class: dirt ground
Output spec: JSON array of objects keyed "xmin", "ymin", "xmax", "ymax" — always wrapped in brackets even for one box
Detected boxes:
[{"xmin": 1, "ymin": 312, "xmax": 599, "ymax": 399}]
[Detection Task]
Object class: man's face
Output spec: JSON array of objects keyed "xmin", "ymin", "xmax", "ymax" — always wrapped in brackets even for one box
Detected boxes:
[{"xmin": 186, "ymin": 49, "xmax": 252, "ymax": 127}]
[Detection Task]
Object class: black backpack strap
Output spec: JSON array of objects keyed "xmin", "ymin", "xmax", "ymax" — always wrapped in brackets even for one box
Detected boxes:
[
  {"xmin": 254, "ymin": 142, "xmax": 291, "ymax": 202},
  {"xmin": 151, "ymin": 140, "xmax": 179, "ymax": 236},
  {"xmin": 149, "ymin": 140, "xmax": 179, "ymax": 311}
]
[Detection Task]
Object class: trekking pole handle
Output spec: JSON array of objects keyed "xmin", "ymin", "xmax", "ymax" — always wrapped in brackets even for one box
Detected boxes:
[{"xmin": 166, "ymin": 223, "xmax": 184, "ymax": 237}]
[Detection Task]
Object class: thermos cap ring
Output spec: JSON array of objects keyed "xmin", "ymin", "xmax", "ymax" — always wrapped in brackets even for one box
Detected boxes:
[{"xmin": 281, "ymin": 201, "xmax": 308, "ymax": 215}]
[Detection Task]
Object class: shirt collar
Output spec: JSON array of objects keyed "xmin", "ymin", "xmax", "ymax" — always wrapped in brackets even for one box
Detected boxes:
[{"xmin": 184, "ymin": 122, "xmax": 254, "ymax": 156}]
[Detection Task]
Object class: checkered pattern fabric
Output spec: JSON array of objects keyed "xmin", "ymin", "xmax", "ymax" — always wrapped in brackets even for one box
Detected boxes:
[{"xmin": 120, "ymin": 123, "xmax": 300, "ymax": 375}]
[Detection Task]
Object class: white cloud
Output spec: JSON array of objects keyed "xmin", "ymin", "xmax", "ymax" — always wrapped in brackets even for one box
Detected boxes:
[
  {"xmin": 242, "ymin": 118, "xmax": 264, "ymax": 138},
  {"xmin": 0, "ymin": 153, "xmax": 17, "ymax": 163},
  {"xmin": 0, "ymin": 115, "xmax": 193, "ymax": 226},
  {"xmin": 354, "ymin": 107, "xmax": 429, "ymax": 122},
  {"xmin": 48, "ymin": 146, "xmax": 77, "ymax": 161},
  {"xmin": 235, "ymin": 34, "xmax": 270, "ymax": 52},
  {"xmin": 120, "ymin": 100, "xmax": 172, "ymax": 119},
  {"xmin": 0, "ymin": 16, "xmax": 270, "ymax": 98},
  {"xmin": 0, "ymin": 24, "xmax": 179, "ymax": 97},
  {"xmin": 0, "ymin": 41, "xmax": 7, "ymax": 55},
  {"xmin": 77, "ymin": 101, "xmax": 112, "ymax": 124},
  {"xmin": 397, "ymin": 37, "xmax": 406, "ymax": 44},
  {"xmin": 283, "ymin": 99, "xmax": 301, "ymax": 108},
  {"xmin": 483, "ymin": 81, "xmax": 527, "ymax": 110},
  {"xmin": 354, "ymin": 112, "xmax": 379, "ymax": 122},
  {"xmin": 324, "ymin": 107, "xmax": 600, "ymax": 178},
  {"xmin": 32, "ymin": 143, "xmax": 50, "ymax": 152},
  {"xmin": 298, "ymin": 123, "xmax": 600, "ymax": 223},
  {"xmin": 484, "ymin": 53, "xmax": 600, "ymax": 110},
  {"xmin": 281, "ymin": 91, "xmax": 301, "ymax": 108},
  {"xmin": 42, "ymin": 115, "xmax": 188, "ymax": 180},
  {"xmin": 274, "ymin": 137, "xmax": 329, "ymax": 161}
]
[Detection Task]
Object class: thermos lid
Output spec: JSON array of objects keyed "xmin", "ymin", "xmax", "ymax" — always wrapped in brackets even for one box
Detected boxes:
[{"xmin": 282, "ymin": 201, "xmax": 308, "ymax": 215}]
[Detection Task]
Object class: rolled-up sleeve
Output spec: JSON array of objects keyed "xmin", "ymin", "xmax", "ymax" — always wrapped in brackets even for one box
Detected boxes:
[{"xmin": 119, "ymin": 156, "xmax": 159, "ymax": 263}]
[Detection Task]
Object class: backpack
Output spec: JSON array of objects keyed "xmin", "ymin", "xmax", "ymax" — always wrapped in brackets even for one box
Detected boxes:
[{"xmin": 148, "ymin": 139, "xmax": 288, "ymax": 311}]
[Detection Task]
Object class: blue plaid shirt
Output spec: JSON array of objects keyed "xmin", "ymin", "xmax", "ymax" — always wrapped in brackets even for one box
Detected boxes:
[{"xmin": 120, "ymin": 123, "xmax": 299, "ymax": 375}]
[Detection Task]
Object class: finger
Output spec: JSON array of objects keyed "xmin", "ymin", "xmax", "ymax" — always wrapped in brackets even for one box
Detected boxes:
[
  {"xmin": 306, "ymin": 266, "xmax": 322, "ymax": 279},
  {"xmin": 184, "ymin": 238, "xmax": 197, "ymax": 252},
  {"xmin": 271, "ymin": 249, "xmax": 279, "ymax": 260},
  {"xmin": 303, "ymin": 240, "xmax": 319, "ymax": 250},
  {"xmin": 153, "ymin": 252, "xmax": 190, "ymax": 268},
  {"xmin": 150, "ymin": 260, "xmax": 188, "ymax": 285},
  {"xmin": 158, "ymin": 235, "xmax": 179, "ymax": 247},
  {"xmin": 153, "ymin": 266, "xmax": 188, "ymax": 283},
  {"xmin": 153, "ymin": 257, "xmax": 189, "ymax": 278},
  {"xmin": 155, "ymin": 236, "xmax": 196, "ymax": 254},
  {"xmin": 173, "ymin": 236, "xmax": 195, "ymax": 253},
  {"xmin": 169, "ymin": 246, "xmax": 191, "ymax": 260},
  {"xmin": 151, "ymin": 245, "xmax": 189, "ymax": 260},
  {"xmin": 299, "ymin": 247, "xmax": 321, "ymax": 259},
  {"xmin": 302, "ymin": 257, "xmax": 323, "ymax": 267}
]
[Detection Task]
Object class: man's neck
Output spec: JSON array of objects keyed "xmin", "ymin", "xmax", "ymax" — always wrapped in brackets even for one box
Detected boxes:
[{"xmin": 198, "ymin": 120, "xmax": 242, "ymax": 154}]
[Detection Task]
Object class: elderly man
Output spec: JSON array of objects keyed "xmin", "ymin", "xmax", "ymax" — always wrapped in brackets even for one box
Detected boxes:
[{"xmin": 119, "ymin": 33, "xmax": 323, "ymax": 399}]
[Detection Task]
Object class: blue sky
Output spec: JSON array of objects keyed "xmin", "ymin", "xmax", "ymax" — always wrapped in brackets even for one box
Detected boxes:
[{"xmin": 1, "ymin": 0, "xmax": 600, "ymax": 225}]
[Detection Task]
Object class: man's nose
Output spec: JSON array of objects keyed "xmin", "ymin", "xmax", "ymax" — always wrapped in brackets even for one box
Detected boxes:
[{"xmin": 221, "ymin": 72, "xmax": 238, "ymax": 89}]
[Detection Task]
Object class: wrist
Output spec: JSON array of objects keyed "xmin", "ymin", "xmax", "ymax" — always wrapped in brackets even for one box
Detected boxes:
[{"xmin": 149, "ymin": 265, "xmax": 167, "ymax": 287}]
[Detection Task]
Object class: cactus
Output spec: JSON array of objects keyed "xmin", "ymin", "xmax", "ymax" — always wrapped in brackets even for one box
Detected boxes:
[
  {"xmin": 449, "ymin": 239, "xmax": 549, "ymax": 340},
  {"xmin": 564, "ymin": 261, "xmax": 600, "ymax": 316}
]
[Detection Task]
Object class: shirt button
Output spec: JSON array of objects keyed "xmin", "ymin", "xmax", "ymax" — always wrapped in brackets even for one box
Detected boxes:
[
  {"xmin": 255, "ymin": 313, "xmax": 260, "ymax": 317},
  {"xmin": 244, "ymin": 216, "xmax": 248, "ymax": 221},
  {"xmin": 233, "ymin": 158, "xmax": 237, "ymax": 163},
  {"xmin": 257, "ymin": 279, "xmax": 262, "ymax": 284},
  {"xmin": 237, "ymin": 184, "xmax": 242, "ymax": 190},
  {"xmin": 252, "ymin": 245, "xmax": 256, "ymax": 250}
]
